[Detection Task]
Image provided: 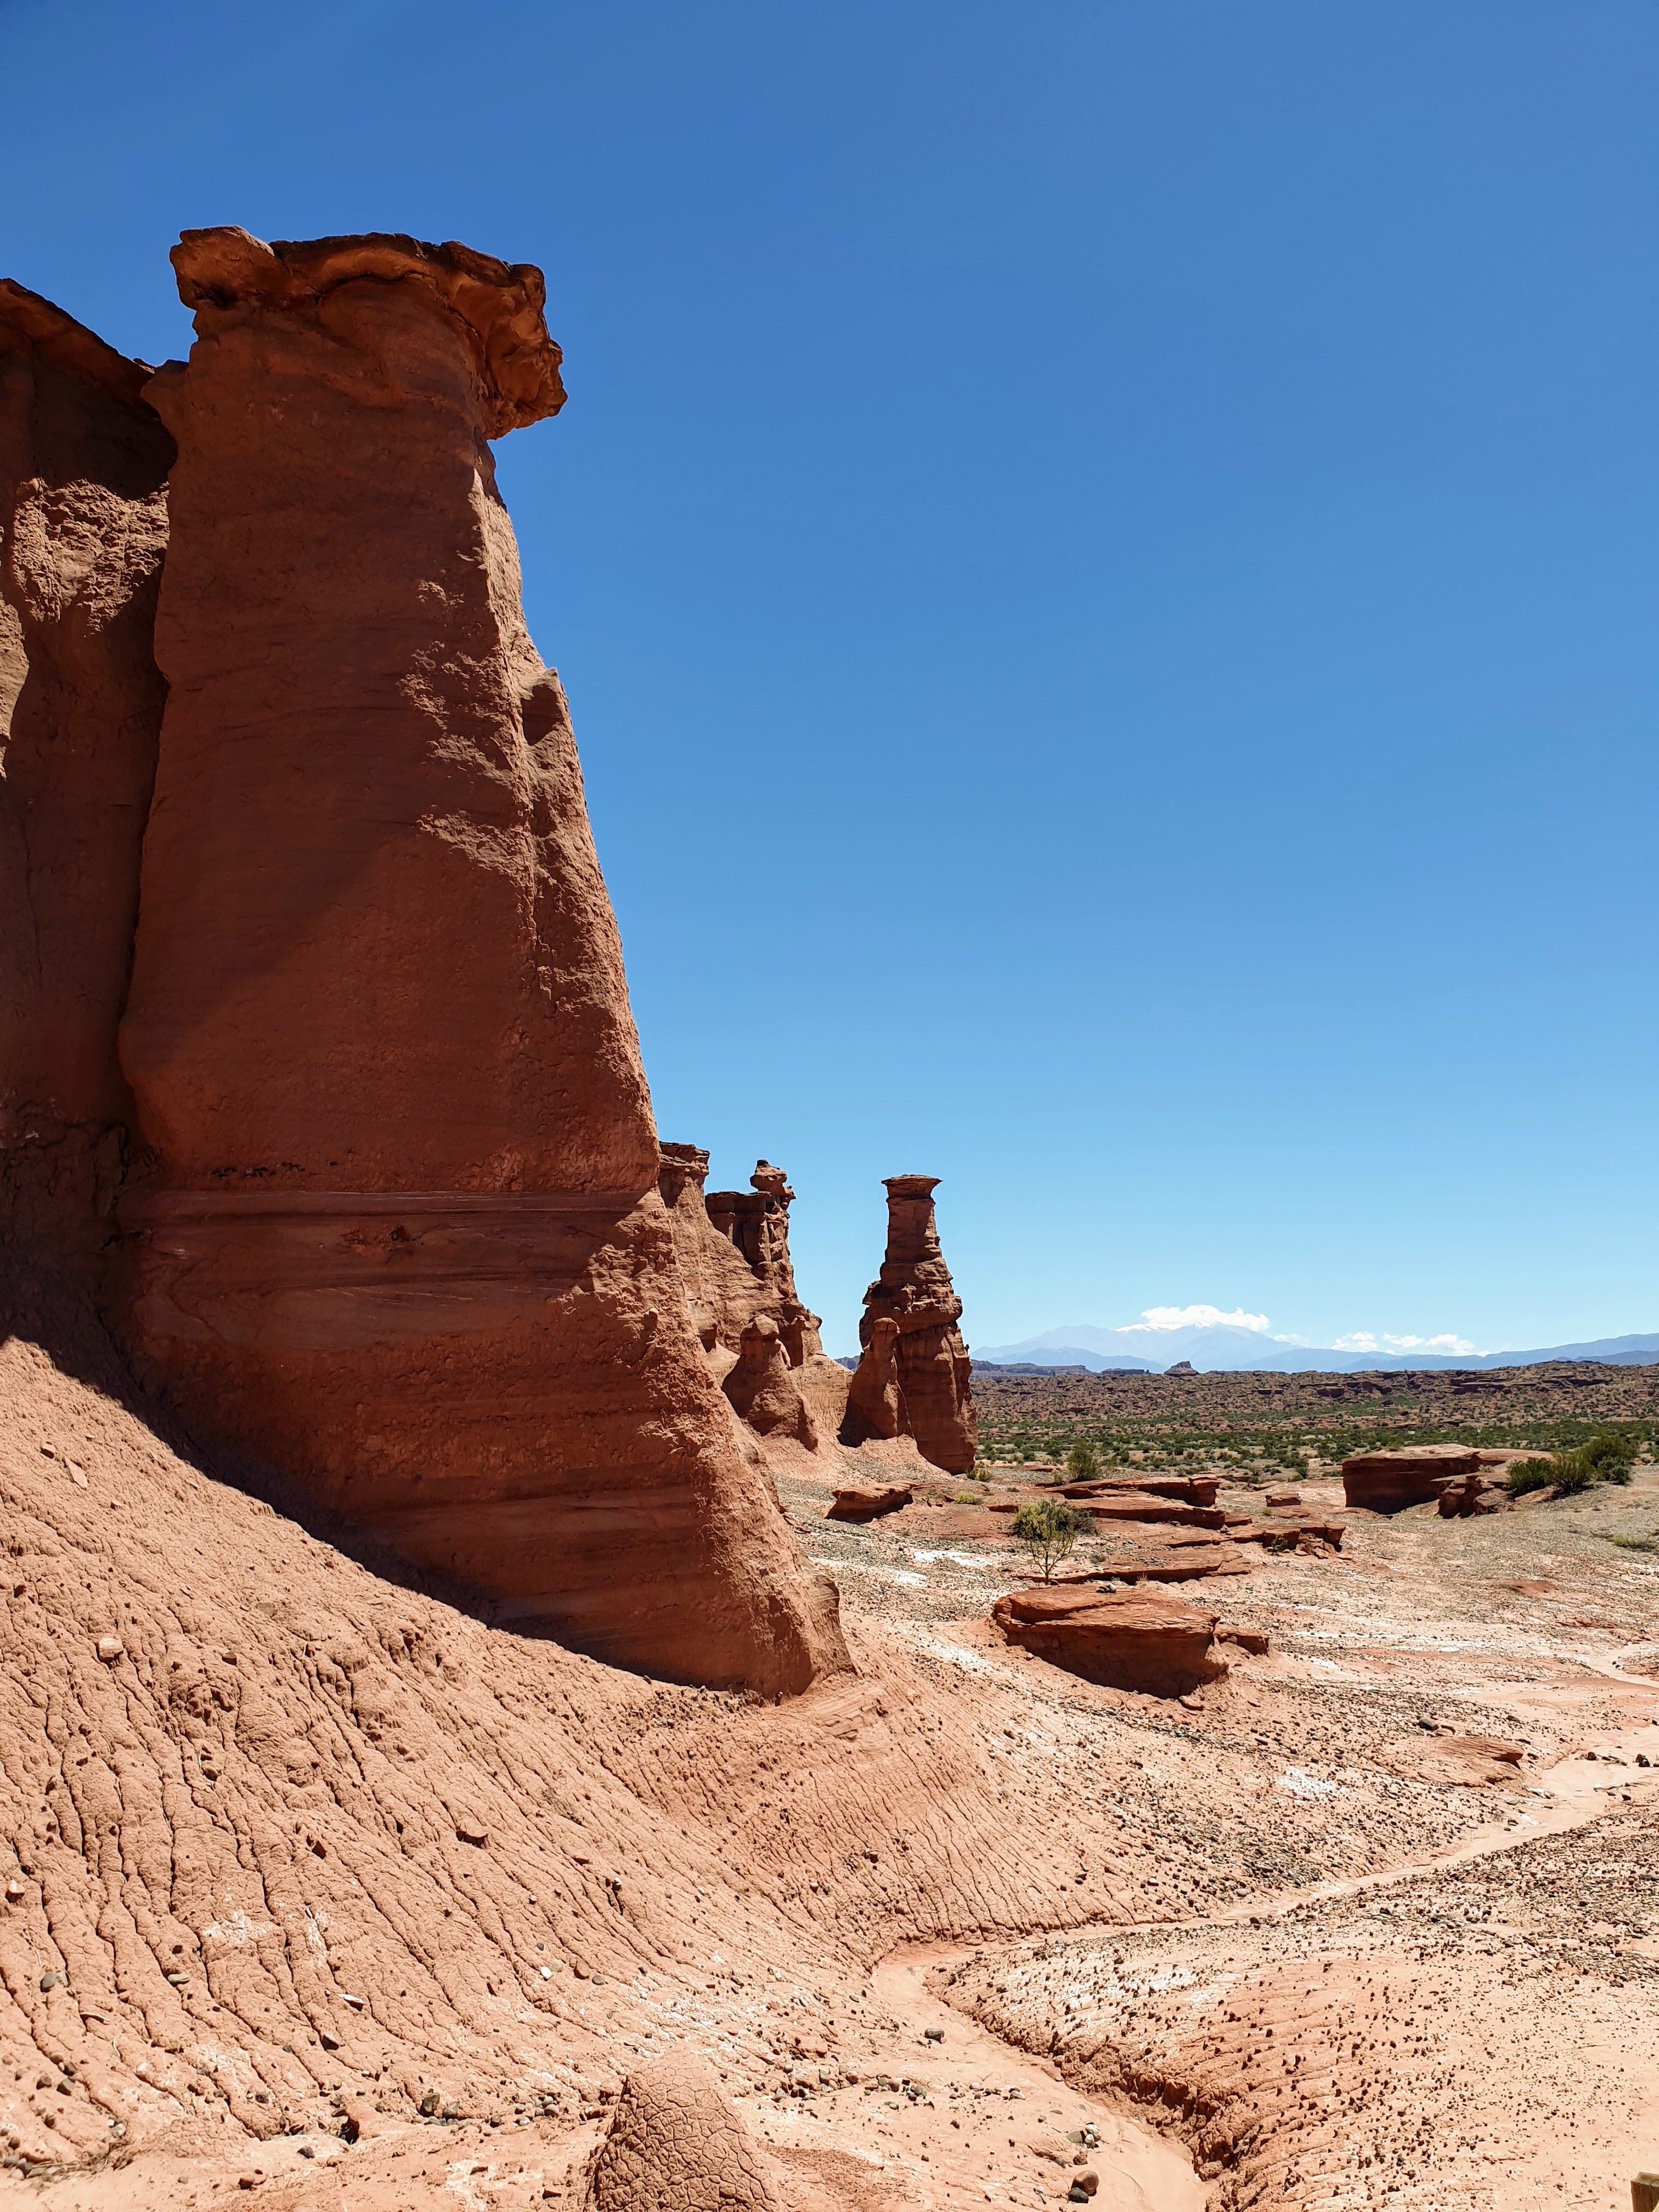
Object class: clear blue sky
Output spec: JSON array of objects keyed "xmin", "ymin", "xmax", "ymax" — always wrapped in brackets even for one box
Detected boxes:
[{"xmin": 6, "ymin": 0, "xmax": 1655, "ymax": 1356}]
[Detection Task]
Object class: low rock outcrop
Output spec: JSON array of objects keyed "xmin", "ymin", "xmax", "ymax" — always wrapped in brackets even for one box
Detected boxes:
[
  {"xmin": 992, "ymin": 1587, "xmax": 1228, "ymax": 1695},
  {"xmin": 582, "ymin": 2052, "xmax": 780, "ymax": 2212},
  {"xmin": 825, "ymin": 1481, "xmax": 913, "ymax": 1523},
  {"xmin": 1437, "ymin": 1470, "xmax": 1513, "ymax": 1517},
  {"xmin": 842, "ymin": 1175, "xmax": 976, "ymax": 1473},
  {"xmin": 1341, "ymin": 1443, "xmax": 1482, "ymax": 1511},
  {"xmin": 106, "ymin": 227, "xmax": 845, "ymax": 1696},
  {"xmin": 0, "ymin": 281, "xmax": 172, "ymax": 1278}
]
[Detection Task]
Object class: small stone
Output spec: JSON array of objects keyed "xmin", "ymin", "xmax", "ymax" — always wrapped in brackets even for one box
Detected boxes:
[
  {"xmin": 455, "ymin": 1819, "xmax": 488, "ymax": 1847},
  {"xmin": 96, "ymin": 1635, "xmax": 124, "ymax": 1662},
  {"xmin": 5, "ymin": 1879, "xmax": 26, "ymax": 1903},
  {"xmin": 924, "ymin": 2027, "xmax": 944, "ymax": 2042},
  {"xmin": 38, "ymin": 1972, "xmax": 63, "ymax": 1993},
  {"xmin": 237, "ymin": 2175, "xmax": 260, "ymax": 2190}
]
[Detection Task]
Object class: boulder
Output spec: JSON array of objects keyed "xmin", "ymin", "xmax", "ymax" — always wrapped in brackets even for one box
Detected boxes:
[
  {"xmin": 840, "ymin": 1176, "xmax": 976, "ymax": 1474},
  {"xmin": 1341, "ymin": 1444, "xmax": 1481, "ymax": 1512},
  {"xmin": 991, "ymin": 1586, "xmax": 1228, "ymax": 1695},
  {"xmin": 825, "ymin": 1482, "xmax": 912, "ymax": 1523},
  {"xmin": 110, "ymin": 228, "xmax": 847, "ymax": 1697},
  {"xmin": 0, "ymin": 281, "xmax": 172, "ymax": 1272},
  {"xmin": 1437, "ymin": 1471, "xmax": 1513, "ymax": 1517},
  {"xmin": 582, "ymin": 2051, "xmax": 780, "ymax": 2212}
]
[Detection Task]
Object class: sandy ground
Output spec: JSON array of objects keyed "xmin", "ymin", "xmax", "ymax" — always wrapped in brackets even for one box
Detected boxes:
[{"xmin": 2, "ymin": 1320, "xmax": 1656, "ymax": 2210}]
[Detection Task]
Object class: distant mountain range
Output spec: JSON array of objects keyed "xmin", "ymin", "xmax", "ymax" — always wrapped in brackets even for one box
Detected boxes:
[{"xmin": 971, "ymin": 1323, "xmax": 1659, "ymax": 1375}]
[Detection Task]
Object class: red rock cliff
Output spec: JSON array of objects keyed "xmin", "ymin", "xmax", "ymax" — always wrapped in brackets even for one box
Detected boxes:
[
  {"xmin": 112, "ymin": 228, "xmax": 847, "ymax": 1696},
  {"xmin": 0, "ymin": 283, "xmax": 172, "ymax": 1277},
  {"xmin": 842, "ymin": 1175, "xmax": 977, "ymax": 1474}
]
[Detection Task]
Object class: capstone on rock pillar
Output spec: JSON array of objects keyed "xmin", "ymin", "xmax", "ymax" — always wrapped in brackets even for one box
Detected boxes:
[
  {"xmin": 842, "ymin": 1174, "xmax": 977, "ymax": 1474},
  {"xmin": 112, "ymin": 227, "xmax": 846, "ymax": 1696}
]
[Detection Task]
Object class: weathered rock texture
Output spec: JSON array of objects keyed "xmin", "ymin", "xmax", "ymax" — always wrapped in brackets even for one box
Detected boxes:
[
  {"xmin": 703, "ymin": 1160, "xmax": 822, "ymax": 1365},
  {"xmin": 110, "ymin": 228, "xmax": 845, "ymax": 1696},
  {"xmin": 658, "ymin": 1144, "xmax": 767, "ymax": 1364},
  {"xmin": 0, "ymin": 282, "xmax": 171, "ymax": 1276},
  {"xmin": 582, "ymin": 2052, "xmax": 780, "ymax": 2212},
  {"xmin": 660, "ymin": 1145, "xmax": 846, "ymax": 1447},
  {"xmin": 825, "ymin": 1481, "xmax": 912, "ymax": 1523},
  {"xmin": 842, "ymin": 1175, "xmax": 976, "ymax": 1473},
  {"xmin": 1341, "ymin": 1444, "xmax": 1481, "ymax": 1513},
  {"xmin": 991, "ymin": 1587, "xmax": 1228, "ymax": 1696}
]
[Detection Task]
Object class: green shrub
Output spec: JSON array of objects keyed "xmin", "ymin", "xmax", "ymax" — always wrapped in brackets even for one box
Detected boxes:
[
  {"xmin": 1506, "ymin": 1430, "xmax": 1639, "ymax": 1499},
  {"xmin": 1063, "ymin": 1441, "xmax": 1102, "ymax": 1481},
  {"xmin": 1009, "ymin": 1499, "xmax": 1093, "ymax": 1582}
]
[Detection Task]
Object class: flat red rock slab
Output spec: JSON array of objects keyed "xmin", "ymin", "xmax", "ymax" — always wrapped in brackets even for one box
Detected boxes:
[{"xmin": 991, "ymin": 1587, "xmax": 1228, "ymax": 1696}]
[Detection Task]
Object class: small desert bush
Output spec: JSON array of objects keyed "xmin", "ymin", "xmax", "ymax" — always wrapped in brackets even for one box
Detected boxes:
[
  {"xmin": 1010, "ymin": 1498, "xmax": 1093, "ymax": 1582},
  {"xmin": 1506, "ymin": 1431, "xmax": 1638, "ymax": 1498},
  {"xmin": 1063, "ymin": 1441, "xmax": 1102, "ymax": 1481}
]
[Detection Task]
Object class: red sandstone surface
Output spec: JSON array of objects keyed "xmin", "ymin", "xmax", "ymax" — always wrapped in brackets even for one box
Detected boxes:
[
  {"xmin": 843, "ymin": 1180, "xmax": 975, "ymax": 1476},
  {"xmin": 3, "ymin": 235, "xmax": 1658, "ymax": 2212}
]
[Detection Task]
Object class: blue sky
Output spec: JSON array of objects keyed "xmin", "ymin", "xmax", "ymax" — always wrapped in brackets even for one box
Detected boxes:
[{"xmin": 5, "ymin": 0, "xmax": 1655, "ymax": 1356}]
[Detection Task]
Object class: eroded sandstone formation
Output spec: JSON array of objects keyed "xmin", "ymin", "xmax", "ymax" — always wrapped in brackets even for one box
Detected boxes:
[
  {"xmin": 105, "ymin": 227, "xmax": 844, "ymax": 1695},
  {"xmin": 660, "ymin": 1144, "xmax": 847, "ymax": 1448},
  {"xmin": 1341, "ymin": 1443, "xmax": 1481, "ymax": 1511},
  {"xmin": 703, "ymin": 1159, "xmax": 822, "ymax": 1365},
  {"xmin": 0, "ymin": 282, "xmax": 171, "ymax": 1277},
  {"xmin": 842, "ymin": 1174, "xmax": 977, "ymax": 1473},
  {"xmin": 991, "ymin": 1585, "xmax": 1228, "ymax": 1696}
]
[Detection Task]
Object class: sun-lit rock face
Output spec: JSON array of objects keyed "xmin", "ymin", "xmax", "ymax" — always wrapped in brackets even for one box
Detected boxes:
[
  {"xmin": 110, "ymin": 227, "xmax": 847, "ymax": 1696},
  {"xmin": 843, "ymin": 1174, "xmax": 977, "ymax": 1474}
]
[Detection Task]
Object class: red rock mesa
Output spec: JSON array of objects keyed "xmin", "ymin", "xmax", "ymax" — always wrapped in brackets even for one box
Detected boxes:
[
  {"xmin": 842, "ymin": 1174, "xmax": 977, "ymax": 1473},
  {"xmin": 0, "ymin": 283, "xmax": 171, "ymax": 1280},
  {"xmin": 105, "ymin": 228, "xmax": 844, "ymax": 1694}
]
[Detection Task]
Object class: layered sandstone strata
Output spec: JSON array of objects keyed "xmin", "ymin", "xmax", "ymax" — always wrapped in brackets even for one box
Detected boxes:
[
  {"xmin": 660, "ymin": 1144, "xmax": 846, "ymax": 1445},
  {"xmin": 113, "ymin": 228, "xmax": 845, "ymax": 1695},
  {"xmin": 1341, "ymin": 1443, "xmax": 1481, "ymax": 1512},
  {"xmin": 991, "ymin": 1586, "xmax": 1228, "ymax": 1696},
  {"xmin": 0, "ymin": 283, "xmax": 171, "ymax": 1273},
  {"xmin": 703, "ymin": 1160, "xmax": 822, "ymax": 1364},
  {"xmin": 842, "ymin": 1175, "xmax": 977, "ymax": 1473}
]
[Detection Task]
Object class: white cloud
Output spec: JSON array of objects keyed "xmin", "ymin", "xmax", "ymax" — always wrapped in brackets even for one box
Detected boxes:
[
  {"xmin": 1333, "ymin": 1330, "xmax": 1477, "ymax": 1356},
  {"xmin": 1124, "ymin": 1305, "xmax": 1272, "ymax": 1335}
]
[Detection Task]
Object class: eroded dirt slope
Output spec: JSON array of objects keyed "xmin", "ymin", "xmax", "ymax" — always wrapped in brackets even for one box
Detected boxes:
[{"xmin": 3, "ymin": 1312, "xmax": 1657, "ymax": 2210}]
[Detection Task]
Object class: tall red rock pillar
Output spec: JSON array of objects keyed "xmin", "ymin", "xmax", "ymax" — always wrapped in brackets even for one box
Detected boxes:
[
  {"xmin": 115, "ymin": 227, "xmax": 845, "ymax": 1695},
  {"xmin": 842, "ymin": 1175, "xmax": 977, "ymax": 1474}
]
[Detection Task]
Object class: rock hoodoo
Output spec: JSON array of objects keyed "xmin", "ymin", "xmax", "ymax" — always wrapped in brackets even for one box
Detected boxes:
[
  {"xmin": 842, "ymin": 1173, "xmax": 977, "ymax": 1473},
  {"xmin": 0, "ymin": 281, "xmax": 172, "ymax": 1280},
  {"xmin": 704, "ymin": 1158, "xmax": 823, "ymax": 1365},
  {"xmin": 101, "ymin": 227, "xmax": 844, "ymax": 1695},
  {"xmin": 659, "ymin": 1144, "xmax": 848, "ymax": 1447}
]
